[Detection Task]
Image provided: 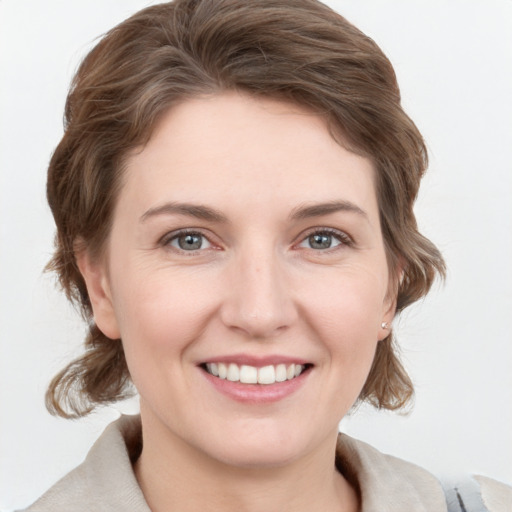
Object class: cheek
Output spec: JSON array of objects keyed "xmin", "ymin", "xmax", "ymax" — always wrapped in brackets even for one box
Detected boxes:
[
  {"xmin": 109, "ymin": 270, "xmax": 216, "ymax": 404},
  {"xmin": 300, "ymin": 269, "xmax": 385, "ymax": 383},
  {"xmin": 110, "ymin": 266, "xmax": 219, "ymax": 355},
  {"xmin": 306, "ymin": 288, "xmax": 381, "ymax": 414},
  {"xmin": 304, "ymin": 268, "xmax": 386, "ymax": 339}
]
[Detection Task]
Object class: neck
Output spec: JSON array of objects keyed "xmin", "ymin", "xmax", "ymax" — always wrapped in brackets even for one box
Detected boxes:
[{"xmin": 134, "ymin": 410, "xmax": 359, "ymax": 512}]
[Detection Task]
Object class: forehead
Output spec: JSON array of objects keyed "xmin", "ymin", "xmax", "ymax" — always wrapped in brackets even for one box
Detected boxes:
[{"xmin": 120, "ymin": 92, "xmax": 378, "ymax": 219}]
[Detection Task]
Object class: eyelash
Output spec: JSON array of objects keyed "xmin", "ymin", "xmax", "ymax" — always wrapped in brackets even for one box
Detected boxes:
[
  {"xmin": 159, "ymin": 229, "xmax": 217, "ymax": 254},
  {"xmin": 296, "ymin": 227, "xmax": 354, "ymax": 251},
  {"xmin": 159, "ymin": 227, "xmax": 354, "ymax": 254}
]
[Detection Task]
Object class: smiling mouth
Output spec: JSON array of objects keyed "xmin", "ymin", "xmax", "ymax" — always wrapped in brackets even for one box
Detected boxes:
[{"xmin": 201, "ymin": 362, "xmax": 311, "ymax": 385}]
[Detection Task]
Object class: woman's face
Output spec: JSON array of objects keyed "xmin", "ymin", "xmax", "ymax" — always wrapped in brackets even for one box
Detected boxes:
[{"xmin": 84, "ymin": 92, "xmax": 395, "ymax": 468}]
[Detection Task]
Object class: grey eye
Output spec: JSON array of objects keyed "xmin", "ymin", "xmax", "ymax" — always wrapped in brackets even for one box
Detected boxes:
[
  {"xmin": 170, "ymin": 233, "xmax": 211, "ymax": 251},
  {"xmin": 299, "ymin": 232, "xmax": 343, "ymax": 250},
  {"xmin": 309, "ymin": 233, "xmax": 333, "ymax": 249}
]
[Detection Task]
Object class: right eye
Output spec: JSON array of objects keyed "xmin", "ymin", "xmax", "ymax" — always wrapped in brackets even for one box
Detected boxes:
[
  {"xmin": 296, "ymin": 228, "xmax": 353, "ymax": 252},
  {"xmin": 165, "ymin": 231, "xmax": 212, "ymax": 251}
]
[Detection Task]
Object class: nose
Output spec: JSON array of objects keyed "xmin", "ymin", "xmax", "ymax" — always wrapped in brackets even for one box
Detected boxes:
[{"xmin": 220, "ymin": 245, "xmax": 298, "ymax": 339}]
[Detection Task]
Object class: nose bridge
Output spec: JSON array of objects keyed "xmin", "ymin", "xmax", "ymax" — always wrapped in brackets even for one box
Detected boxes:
[{"xmin": 222, "ymin": 238, "xmax": 296, "ymax": 338}]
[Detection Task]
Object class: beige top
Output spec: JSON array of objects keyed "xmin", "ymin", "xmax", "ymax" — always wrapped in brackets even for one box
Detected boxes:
[{"xmin": 22, "ymin": 415, "xmax": 511, "ymax": 512}]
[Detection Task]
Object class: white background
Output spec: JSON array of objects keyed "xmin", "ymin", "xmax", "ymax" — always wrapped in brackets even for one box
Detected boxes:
[{"xmin": 1, "ymin": 1, "xmax": 511, "ymax": 509}]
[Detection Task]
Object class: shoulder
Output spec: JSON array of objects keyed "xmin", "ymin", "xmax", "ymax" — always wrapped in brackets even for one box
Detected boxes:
[
  {"xmin": 336, "ymin": 434, "xmax": 447, "ymax": 511},
  {"xmin": 475, "ymin": 475, "xmax": 512, "ymax": 512},
  {"xmin": 441, "ymin": 474, "xmax": 512, "ymax": 512},
  {"xmin": 19, "ymin": 415, "xmax": 150, "ymax": 512},
  {"xmin": 336, "ymin": 434, "xmax": 512, "ymax": 512}
]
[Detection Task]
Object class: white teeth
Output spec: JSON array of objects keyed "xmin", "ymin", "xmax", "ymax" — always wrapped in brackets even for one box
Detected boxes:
[
  {"xmin": 258, "ymin": 365, "xmax": 275, "ymax": 384},
  {"xmin": 275, "ymin": 364, "xmax": 287, "ymax": 382},
  {"xmin": 205, "ymin": 362, "xmax": 306, "ymax": 384},
  {"xmin": 240, "ymin": 365, "xmax": 258, "ymax": 384},
  {"xmin": 227, "ymin": 363, "xmax": 239, "ymax": 382},
  {"xmin": 218, "ymin": 362, "xmax": 227, "ymax": 379}
]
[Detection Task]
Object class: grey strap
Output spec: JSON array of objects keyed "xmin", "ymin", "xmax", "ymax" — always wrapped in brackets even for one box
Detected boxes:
[{"xmin": 442, "ymin": 475, "xmax": 489, "ymax": 512}]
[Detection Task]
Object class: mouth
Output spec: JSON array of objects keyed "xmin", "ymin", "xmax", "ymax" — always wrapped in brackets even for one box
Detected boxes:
[
  {"xmin": 200, "ymin": 362, "xmax": 312, "ymax": 385},
  {"xmin": 199, "ymin": 358, "xmax": 313, "ymax": 403}
]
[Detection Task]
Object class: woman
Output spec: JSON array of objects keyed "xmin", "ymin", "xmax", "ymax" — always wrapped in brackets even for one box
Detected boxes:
[{"xmin": 8, "ymin": 0, "xmax": 511, "ymax": 511}]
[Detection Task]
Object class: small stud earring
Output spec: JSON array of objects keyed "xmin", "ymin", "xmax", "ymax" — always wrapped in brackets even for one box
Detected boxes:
[{"xmin": 381, "ymin": 321, "xmax": 389, "ymax": 330}]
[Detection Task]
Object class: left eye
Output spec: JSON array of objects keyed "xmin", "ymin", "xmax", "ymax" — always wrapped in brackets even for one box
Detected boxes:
[
  {"xmin": 168, "ymin": 232, "xmax": 212, "ymax": 251},
  {"xmin": 298, "ymin": 231, "xmax": 345, "ymax": 250}
]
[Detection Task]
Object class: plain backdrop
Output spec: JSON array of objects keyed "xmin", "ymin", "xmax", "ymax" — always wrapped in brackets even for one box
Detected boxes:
[{"xmin": 1, "ymin": 1, "xmax": 511, "ymax": 510}]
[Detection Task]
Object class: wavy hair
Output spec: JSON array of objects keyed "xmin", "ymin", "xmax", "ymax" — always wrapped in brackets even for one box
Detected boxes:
[{"xmin": 45, "ymin": 0, "xmax": 445, "ymax": 417}]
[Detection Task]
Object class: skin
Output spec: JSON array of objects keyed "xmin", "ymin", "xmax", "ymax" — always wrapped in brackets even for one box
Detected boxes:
[{"xmin": 78, "ymin": 92, "xmax": 396, "ymax": 512}]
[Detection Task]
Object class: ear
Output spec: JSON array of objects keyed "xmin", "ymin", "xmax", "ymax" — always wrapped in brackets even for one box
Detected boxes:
[
  {"xmin": 378, "ymin": 293, "xmax": 397, "ymax": 341},
  {"xmin": 378, "ymin": 262, "xmax": 403, "ymax": 340},
  {"xmin": 76, "ymin": 246, "xmax": 121, "ymax": 340}
]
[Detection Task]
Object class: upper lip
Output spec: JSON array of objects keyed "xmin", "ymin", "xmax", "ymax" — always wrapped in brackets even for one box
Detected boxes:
[{"xmin": 198, "ymin": 354, "xmax": 311, "ymax": 367}]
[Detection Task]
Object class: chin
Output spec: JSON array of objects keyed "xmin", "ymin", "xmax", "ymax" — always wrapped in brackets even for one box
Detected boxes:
[{"xmin": 200, "ymin": 423, "xmax": 315, "ymax": 469}]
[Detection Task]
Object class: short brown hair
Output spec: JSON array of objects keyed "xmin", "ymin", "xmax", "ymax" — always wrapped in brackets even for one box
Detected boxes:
[{"xmin": 45, "ymin": 0, "xmax": 445, "ymax": 418}]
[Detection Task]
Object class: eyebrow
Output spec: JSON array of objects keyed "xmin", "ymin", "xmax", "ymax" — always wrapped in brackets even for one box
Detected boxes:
[
  {"xmin": 140, "ymin": 199, "xmax": 368, "ymax": 224},
  {"xmin": 140, "ymin": 202, "xmax": 229, "ymax": 223},
  {"xmin": 289, "ymin": 200, "xmax": 368, "ymax": 221}
]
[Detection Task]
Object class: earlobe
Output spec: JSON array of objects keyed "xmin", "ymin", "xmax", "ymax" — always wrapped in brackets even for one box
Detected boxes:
[
  {"xmin": 379, "ymin": 277, "xmax": 399, "ymax": 340},
  {"xmin": 75, "ymin": 247, "xmax": 121, "ymax": 340},
  {"xmin": 378, "ymin": 300, "xmax": 396, "ymax": 341}
]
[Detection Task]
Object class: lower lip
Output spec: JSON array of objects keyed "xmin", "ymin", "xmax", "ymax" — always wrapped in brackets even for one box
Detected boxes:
[{"xmin": 201, "ymin": 367, "xmax": 311, "ymax": 404}]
